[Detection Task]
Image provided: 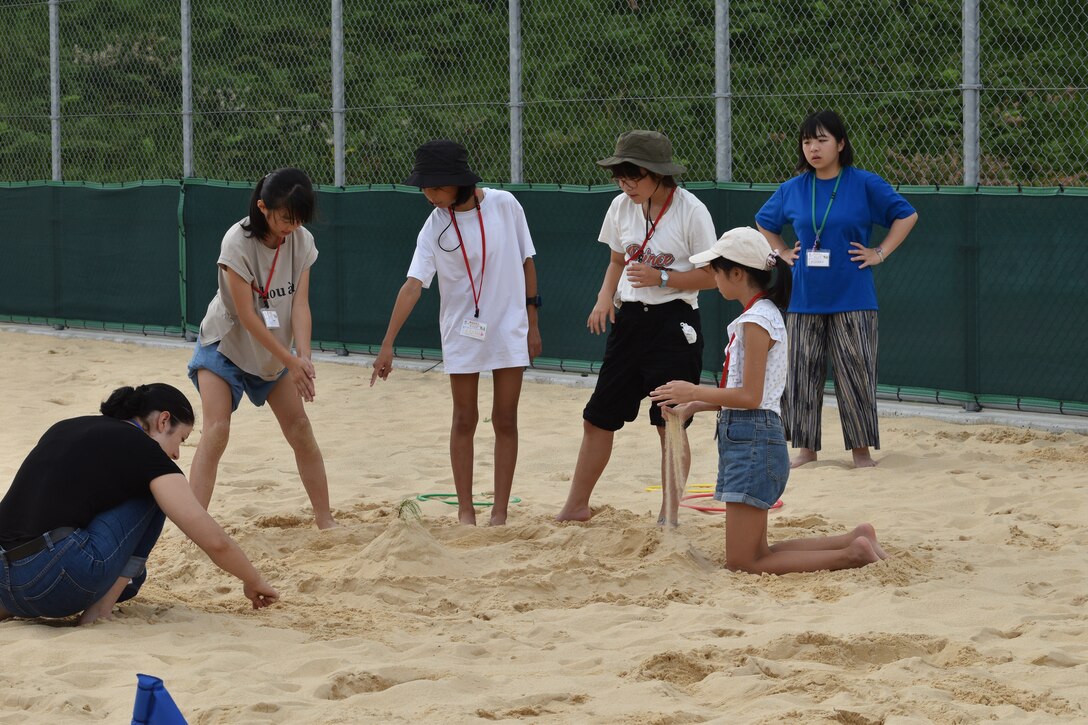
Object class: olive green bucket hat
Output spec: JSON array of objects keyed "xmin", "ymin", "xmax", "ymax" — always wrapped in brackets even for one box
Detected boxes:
[{"xmin": 596, "ymin": 130, "xmax": 687, "ymax": 176}]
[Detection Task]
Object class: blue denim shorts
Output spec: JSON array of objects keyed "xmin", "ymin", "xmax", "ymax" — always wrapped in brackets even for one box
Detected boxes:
[
  {"xmin": 715, "ymin": 409, "xmax": 789, "ymax": 510},
  {"xmin": 187, "ymin": 340, "xmax": 285, "ymax": 412}
]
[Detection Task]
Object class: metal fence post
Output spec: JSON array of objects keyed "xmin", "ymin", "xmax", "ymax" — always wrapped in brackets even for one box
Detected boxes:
[
  {"xmin": 181, "ymin": 0, "xmax": 193, "ymax": 178},
  {"xmin": 962, "ymin": 0, "xmax": 980, "ymax": 186},
  {"xmin": 49, "ymin": 0, "xmax": 61, "ymax": 181},
  {"xmin": 509, "ymin": 0, "xmax": 523, "ymax": 184},
  {"xmin": 715, "ymin": 0, "xmax": 731, "ymax": 183},
  {"xmin": 331, "ymin": 0, "xmax": 345, "ymax": 186}
]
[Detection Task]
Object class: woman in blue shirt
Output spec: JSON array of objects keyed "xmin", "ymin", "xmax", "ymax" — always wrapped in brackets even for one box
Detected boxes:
[{"xmin": 756, "ymin": 111, "xmax": 918, "ymax": 468}]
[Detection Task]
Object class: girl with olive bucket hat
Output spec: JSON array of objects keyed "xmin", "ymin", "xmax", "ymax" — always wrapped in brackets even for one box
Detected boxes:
[
  {"xmin": 556, "ymin": 130, "xmax": 718, "ymax": 526},
  {"xmin": 371, "ymin": 140, "xmax": 542, "ymax": 526}
]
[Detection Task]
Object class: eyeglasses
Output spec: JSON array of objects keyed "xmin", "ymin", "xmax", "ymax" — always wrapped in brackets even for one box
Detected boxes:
[{"xmin": 612, "ymin": 173, "xmax": 648, "ymax": 189}]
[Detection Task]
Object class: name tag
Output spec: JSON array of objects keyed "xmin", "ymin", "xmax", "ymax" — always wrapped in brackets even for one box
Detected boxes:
[
  {"xmin": 459, "ymin": 318, "xmax": 487, "ymax": 341},
  {"xmin": 260, "ymin": 308, "xmax": 281, "ymax": 329},
  {"xmin": 806, "ymin": 249, "xmax": 831, "ymax": 268}
]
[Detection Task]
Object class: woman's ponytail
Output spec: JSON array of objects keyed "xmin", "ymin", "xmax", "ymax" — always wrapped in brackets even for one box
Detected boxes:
[{"xmin": 100, "ymin": 383, "xmax": 195, "ymax": 427}]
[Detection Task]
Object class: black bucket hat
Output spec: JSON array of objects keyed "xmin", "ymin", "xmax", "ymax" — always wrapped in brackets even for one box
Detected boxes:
[
  {"xmin": 403, "ymin": 139, "xmax": 483, "ymax": 188},
  {"xmin": 596, "ymin": 130, "xmax": 686, "ymax": 176}
]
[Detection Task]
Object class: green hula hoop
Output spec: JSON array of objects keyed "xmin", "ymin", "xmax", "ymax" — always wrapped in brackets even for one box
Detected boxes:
[{"xmin": 416, "ymin": 493, "xmax": 522, "ymax": 508}]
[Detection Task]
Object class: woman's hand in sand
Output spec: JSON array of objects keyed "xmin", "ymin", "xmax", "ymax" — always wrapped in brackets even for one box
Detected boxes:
[
  {"xmin": 370, "ymin": 346, "xmax": 394, "ymax": 386},
  {"xmin": 287, "ymin": 355, "xmax": 316, "ymax": 402},
  {"xmin": 586, "ymin": 298, "xmax": 616, "ymax": 335},
  {"xmin": 650, "ymin": 380, "xmax": 698, "ymax": 407},
  {"xmin": 244, "ymin": 579, "xmax": 280, "ymax": 610}
]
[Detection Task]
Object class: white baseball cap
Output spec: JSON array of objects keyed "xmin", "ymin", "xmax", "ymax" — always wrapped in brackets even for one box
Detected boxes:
[{"xmin": 690, "ymin": 226, "xmax": 777, "ymax": 270}]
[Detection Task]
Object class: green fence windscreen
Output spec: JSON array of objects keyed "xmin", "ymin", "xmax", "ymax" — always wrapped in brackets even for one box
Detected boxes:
[
  {"xmin": 2, "ymin": 181, "xmax": 1086, "ymax": 408},
  {"xmin": 0, "ymin": 182, "xmax": 182, "ymax": 330}
]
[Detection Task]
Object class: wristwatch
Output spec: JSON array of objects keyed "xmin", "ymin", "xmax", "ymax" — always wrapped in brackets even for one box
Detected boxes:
[
  {"xmin": 658, "ymin": 270, "xmax": 670, "ymax": 288},
  {"xmin": 526, "ymin": 294, "xmax": 543, "ymax": 308}
]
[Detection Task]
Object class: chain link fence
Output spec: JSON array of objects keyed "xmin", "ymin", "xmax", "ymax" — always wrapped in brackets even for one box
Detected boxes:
[
  {"xmin": 1, "ymin": 0, "xmax": 1084, "ymax": 187},
  {"xmin": 979, "ymin": 3, "xmax": 1088, "ymax": 186},
  {"xmin": 0, "ymin": 1, "xmax": 52, "ymax": 181}
]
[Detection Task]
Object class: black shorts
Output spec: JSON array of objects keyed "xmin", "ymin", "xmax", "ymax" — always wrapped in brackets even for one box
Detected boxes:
[{"xmin": 583, "ymin": 300, "xmax": 704, "ymax": 431}]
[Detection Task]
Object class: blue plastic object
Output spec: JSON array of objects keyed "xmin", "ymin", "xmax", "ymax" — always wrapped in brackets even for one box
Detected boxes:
[{"xmin": 131, "ymin": 673, "xmax": 188, "ymax": 725}]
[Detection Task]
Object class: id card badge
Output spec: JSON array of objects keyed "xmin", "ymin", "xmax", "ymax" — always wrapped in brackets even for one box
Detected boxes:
[
  {"xmin": 260, "ymin": 308, "xmax": 281, "ymax": 329},
  {"xmin": 459, "ymin": 317, "xmax": 488, "ymax": 341},
  {"xmin": 807, "ymin": 249, "xmax": 831, "ymax": 268}
]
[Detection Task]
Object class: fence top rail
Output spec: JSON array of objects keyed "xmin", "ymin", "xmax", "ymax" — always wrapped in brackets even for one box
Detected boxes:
[{"xmin": 4, "ymin": 179, "xmax": 1086, "ymax": 198}]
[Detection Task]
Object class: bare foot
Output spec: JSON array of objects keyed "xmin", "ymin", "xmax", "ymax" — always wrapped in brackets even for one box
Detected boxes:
[
  {"xmin": 316, "ymin": 513, "xmax": 340, "ymax": 530},
  {"xmin": 458, "ymin": 508, "xmax": 477, "ymax": 526},
  {"xmin": 555, "ymin": 505, "xmax": 592, "ymax": 522},
  {"xmin": 845, "ymin": 536, "xmax": 882, "ymax": 567},
  {"xmin": 489, "ymin": 510, "xmax": 508, "ymax": 526},
  {"xmin": 851, "ymin": 447, "xmax": 877, "ymax": 468},
  {"xmin": 78, "ymin": 606, "xmax": 116, "ymax": 626},
  {"xmin": 0, "ymin": 606, "xmax": 13, "ymax": 622},
  {"xmin": 852, "ymin": 523, "xmax": 888, "ymax": 560},
  {"xmin": 791, "ymin": 448, "xmax": 817, "ymax": 468}
]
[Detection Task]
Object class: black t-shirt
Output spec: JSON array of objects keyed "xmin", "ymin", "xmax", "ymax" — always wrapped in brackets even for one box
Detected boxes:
[{"xmin": 0, "ymin": 416, "xmax": 183, "ymax": 548}]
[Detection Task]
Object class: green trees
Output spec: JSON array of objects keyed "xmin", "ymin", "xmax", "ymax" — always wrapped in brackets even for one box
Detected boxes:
[{"xmin": 0, "ymin": 0, "xmax": 1082, "ymax": 186}]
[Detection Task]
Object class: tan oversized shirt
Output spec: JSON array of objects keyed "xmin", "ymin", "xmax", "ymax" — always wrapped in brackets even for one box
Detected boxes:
[{"xmin": 197, "ymin": 218, "xmax": 318, "ymax": 380}]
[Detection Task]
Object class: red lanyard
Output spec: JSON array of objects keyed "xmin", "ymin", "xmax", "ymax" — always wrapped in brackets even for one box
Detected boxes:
[
  {"xmin": 250, "ymin": 238, "xmax": 283, "ymax": 307},
  {"xmin": 450, "ymin": 203, "xmax": 486, "ymax": 318},
  {"xmin": 719, "ymin": 292, "xmax": 766, "ymax": 388},
  {"xmin": 624, "ymin": 186, "xmax": 676, "ymax": 266}
]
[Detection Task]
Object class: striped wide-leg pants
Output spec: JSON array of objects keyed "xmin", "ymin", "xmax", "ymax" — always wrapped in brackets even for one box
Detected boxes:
[{"xmin": 782, "ymin": 310, "xmax": 879, "ymax": 452}]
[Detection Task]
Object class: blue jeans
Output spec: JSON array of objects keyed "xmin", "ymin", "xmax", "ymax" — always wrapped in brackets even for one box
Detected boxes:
[{"xmin": 0, "ymin": 497, "xmax": 165, "ymax": 618}]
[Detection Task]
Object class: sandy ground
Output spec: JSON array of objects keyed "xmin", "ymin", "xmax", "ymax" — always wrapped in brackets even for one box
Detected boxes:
[{"xmin": 0, "ymin": 327, "xmax": 1085, "ymax": 724}]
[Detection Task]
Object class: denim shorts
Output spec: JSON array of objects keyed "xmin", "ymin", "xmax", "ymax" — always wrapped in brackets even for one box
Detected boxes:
[
  {"xmin": 187, "ymin": 340, "xmax": 285, "ymax": 412},
  {"xmin": 715, "ymin": 409, "xmax": 789, "ymax": 510}
]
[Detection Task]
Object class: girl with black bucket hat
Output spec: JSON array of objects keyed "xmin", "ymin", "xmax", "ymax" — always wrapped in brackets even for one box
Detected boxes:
[
  {"xmin": 371, "ymin": 140, "xmax": 542, "ymax": 526},
  {"xmin": 556, "ymin": 130, "xmax": 718, "ymax": 526}
]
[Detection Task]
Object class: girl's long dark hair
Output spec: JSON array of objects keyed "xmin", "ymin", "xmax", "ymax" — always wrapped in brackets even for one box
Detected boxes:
[
  {"xmin": 101, "ymin": 384, "xmax": 195, "ymax": 427},
  {"xmin": 709, "ymin": 256, "xmax": 793, "ymax": 311},
  {"xmin": 242, "ymin": 167, "xmax": 316, "ymax": 240}
]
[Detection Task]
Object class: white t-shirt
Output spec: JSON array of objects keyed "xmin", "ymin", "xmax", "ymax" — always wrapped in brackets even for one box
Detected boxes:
[
  {"xmin": 198, "ymin": 219, "xmax": 318, "ymax": 380},
  {"xmin": 406, "ymin": 189, "xmax": 536, "ymax": 374},
  {"xmin": 598, "ymin": 187, "xmax": 716, "ymax": 308},
  {"xmin": 723, "ymin": 299, "xmax": 788, "ymax": 415}
]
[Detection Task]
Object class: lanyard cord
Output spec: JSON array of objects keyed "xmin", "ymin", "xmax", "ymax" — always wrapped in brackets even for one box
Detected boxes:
[
  {"xmin": 810, "ymin": 169, "xmax": 843, "ymax": 249},
  {"xmin": 250, "ymin": 238, "xmax": 283, "ymax": 308},
  {"xmin": 450, "ymin": 199, "xmax": 486, "ymax": 318},
  {"xmin": 625, "ymin": 186, "xmax": 676, "ymax": 266},
  {"xmin": 718, "ymin": 292, "xmax": 767, "ymax": 389}
]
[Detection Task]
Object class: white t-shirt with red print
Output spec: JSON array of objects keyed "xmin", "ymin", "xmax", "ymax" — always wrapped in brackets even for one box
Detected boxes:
[{"xmin": 598, "ymin": 187, "xmax": 717, "ymax": 309}]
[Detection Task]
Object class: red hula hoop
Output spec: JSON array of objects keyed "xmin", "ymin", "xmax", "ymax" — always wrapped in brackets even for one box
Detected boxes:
[{"xmin": 679, "ymin": 492, "xmax": 783, "ymax": 514}]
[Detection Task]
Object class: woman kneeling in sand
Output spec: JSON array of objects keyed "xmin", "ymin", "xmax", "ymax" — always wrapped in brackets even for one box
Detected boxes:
[{"xmin": 0, "ymin": 384, "xmax": 278, "ymax": 625}]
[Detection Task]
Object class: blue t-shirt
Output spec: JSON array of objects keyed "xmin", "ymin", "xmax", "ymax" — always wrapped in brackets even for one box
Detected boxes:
[{"xmin": 755, "ymin": 166, "xmax": 915, "ymax": 314}]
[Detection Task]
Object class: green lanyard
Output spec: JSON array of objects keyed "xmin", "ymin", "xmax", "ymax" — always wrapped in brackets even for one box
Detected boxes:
[{"xmin": 810, "ymin": 169, "xmax": 842, "ymax": 249}]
